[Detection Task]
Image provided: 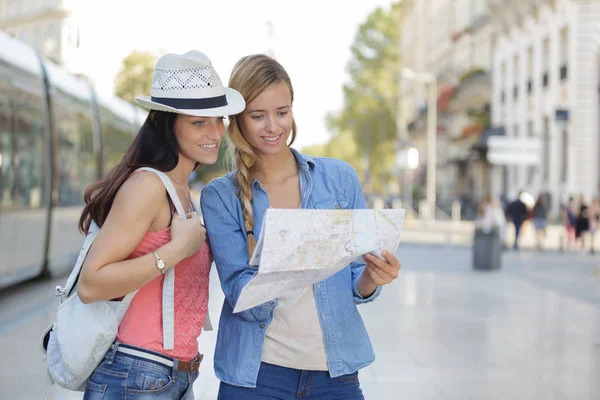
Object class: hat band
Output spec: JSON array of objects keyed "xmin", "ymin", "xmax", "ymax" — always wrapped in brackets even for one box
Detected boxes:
[{"xmin": 151, "ymin": 94, "xmax": 228, "ymax": 110}]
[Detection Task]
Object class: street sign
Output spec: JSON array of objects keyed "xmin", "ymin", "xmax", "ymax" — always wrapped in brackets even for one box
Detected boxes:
[{"xmin": 487, "ymin": 136, "xmax": 541, "ymax": 166}]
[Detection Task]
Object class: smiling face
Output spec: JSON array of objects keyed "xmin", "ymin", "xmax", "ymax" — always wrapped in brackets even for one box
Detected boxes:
[
  {"xmin": 173, "ymin": 115, "xmax": 225, "ymax": 165},
  {"xmin": 237, "ymin": 83, "xmax": 294, "ymax": 157}
]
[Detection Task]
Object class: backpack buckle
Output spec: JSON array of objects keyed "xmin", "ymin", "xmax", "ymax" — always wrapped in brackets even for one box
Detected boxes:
[{"xmin": 54, "ymin": 286, "xmax": 67, "ymax": 297}]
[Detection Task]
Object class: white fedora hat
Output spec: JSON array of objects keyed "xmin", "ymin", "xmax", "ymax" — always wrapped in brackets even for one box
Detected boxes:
[{"xmin": 136, "ymin": 50, "xmax": 245, "ymax": 117}]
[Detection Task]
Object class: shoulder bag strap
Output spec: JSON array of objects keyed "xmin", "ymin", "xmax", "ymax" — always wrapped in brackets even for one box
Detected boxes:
[{"xmin": 135, "ymin": 167, "xmax": 186, "ymax": 349}]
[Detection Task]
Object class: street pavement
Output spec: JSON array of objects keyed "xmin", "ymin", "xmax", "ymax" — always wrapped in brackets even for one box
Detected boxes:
[{"xmin": 1, "ymin": 244, "xmax": 599, "ymax": 399}]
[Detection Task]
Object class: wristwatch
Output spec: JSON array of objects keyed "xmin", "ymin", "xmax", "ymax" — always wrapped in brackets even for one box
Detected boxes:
[{"xmin": 153, "ymin": 251, "xmax": 166, "ymax": 274}]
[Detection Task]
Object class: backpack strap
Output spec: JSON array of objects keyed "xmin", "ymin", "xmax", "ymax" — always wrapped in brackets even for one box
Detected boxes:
[
  {"xmin": 189, "ymin": 199, "xmax": 212, "ymax": 331},
  {"xmin": 63, "ymin": 220, "xmax": 101, "ymax": 298},
  {"xmin": 135, "ymin": 167, "xmax": 187, "ymax": 350},
  {"xmin": 61, "ymin": 220, "xmax": 139, "ymax": 306}
]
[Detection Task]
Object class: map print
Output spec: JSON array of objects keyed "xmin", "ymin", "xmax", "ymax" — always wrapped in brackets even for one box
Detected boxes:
[{"xmin": 234, "ymin": 208, "xmax": 405, "ymax": 313}]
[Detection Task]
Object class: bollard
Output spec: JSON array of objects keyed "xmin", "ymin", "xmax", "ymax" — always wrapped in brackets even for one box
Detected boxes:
[
  {"xmin": 558, "ymin": 234, "xmax": 564, "ymax": 253},
  {"xmin": 451, "ymin": 200, "xmax": 461, "ymax": 224}
]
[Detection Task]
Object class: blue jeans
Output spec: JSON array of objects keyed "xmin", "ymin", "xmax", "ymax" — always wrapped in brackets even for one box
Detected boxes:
[
  {"xmin": 83, "ymin": 342, "xmax": 199, "ymax": 400},
  {"xmin": 217, "ymin": 362, "xmax": 365, "ymax": 400}
]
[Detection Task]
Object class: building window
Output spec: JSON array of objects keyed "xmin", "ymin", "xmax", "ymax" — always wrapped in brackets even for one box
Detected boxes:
[
  {"xmin": 560, "ymin": 65, "xmax": 568, "ymax": 81},
  {"xmin": 560, "ymin": 28, "xmax": 569, "ymax": 81},
  {"xmin": 501, "ymin": 90, "xmax": 506, "ymax": 103},
  {"xmin": 542, "ymin": 38, "xmax": 550, "ymax": 88},
  {"xmin": 527, "ymin": 80, "xmax": 533, "ymax": 94},
  {"xmin": 527, "ymin": 47, "xmax": 534, "ymax": 95},
  {"xmin": 527, "ymin": 121, "xmax": 535, "ymax": 185},
  {"xmin": 543, "ymin": 117, "xmax": 550, "ymax": 183},
  {"xmin": 513, "ymin": 54, "xmax": 520, "ymax": 100}
]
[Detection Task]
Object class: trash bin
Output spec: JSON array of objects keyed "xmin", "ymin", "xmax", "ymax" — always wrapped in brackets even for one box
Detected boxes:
[{"xmin": 472, "ymin": 227, "xmax": 502, "ymax": 270}]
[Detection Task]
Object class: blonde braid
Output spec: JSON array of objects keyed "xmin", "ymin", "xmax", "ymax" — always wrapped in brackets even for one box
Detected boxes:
[
  {"xmin": 234, "ymin": 147, "xmax": 257, "ymax": 258},
  {"xmin": 226, "ymin": 54, "xmax": 298, "ymax": 259}
]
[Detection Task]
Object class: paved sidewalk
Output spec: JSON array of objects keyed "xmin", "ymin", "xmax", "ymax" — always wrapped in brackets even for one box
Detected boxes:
[{"xmin": 1, "ymin": 245, "xmax": 599, "ymax": 399}]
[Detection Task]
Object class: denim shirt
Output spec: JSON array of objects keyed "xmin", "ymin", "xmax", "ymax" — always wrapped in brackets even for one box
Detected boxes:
[{"xmin": 200, "ymin": 148, "xmax": 382, "ymax": 388}]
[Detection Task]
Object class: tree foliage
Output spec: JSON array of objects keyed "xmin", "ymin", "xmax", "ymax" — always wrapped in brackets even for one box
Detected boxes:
[
  {"xmin": 325, "ymin": 1, "xmax": 402, "ymax": 194},
  {"xmin": 114, "ymin": 51, "xmax": 157, "ymax": 104}
]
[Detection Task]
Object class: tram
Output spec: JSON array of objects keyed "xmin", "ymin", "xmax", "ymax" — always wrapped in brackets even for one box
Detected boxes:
[{"xmin": 0, "ymin": 31, "xmax": 146, "ymax": 289}]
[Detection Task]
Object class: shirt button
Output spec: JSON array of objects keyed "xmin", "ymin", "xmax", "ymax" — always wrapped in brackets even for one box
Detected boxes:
[{"xmin": 260, "ymin": 324, "xmax": 265, "ymax": 329}]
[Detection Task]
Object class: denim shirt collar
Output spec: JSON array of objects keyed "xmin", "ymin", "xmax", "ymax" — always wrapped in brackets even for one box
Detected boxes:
[
  {"xmin": 250, "ymin": 148, "xmax": 315, "ymax": 186},
  {"xmin": 250, "ymin": 147, "xmax": 315, "ymax": 210}
]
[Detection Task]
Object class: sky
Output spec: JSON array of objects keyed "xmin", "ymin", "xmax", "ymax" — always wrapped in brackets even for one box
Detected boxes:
[{"xmin": 74, "ymin": 0, "xmax": 397, "ymax": 149}]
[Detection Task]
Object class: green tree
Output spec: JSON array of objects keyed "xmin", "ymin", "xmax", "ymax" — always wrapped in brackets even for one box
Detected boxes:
[
  {"xmin": 114, "ymin": 51, "xmax": 157, "ymax": 104},
  {"xmin": 326, "ymin": 1, "xmax": 402, "ymax": 194},
  {"xmin": 302, "ymin": 130, "xmax": 361, "ymax": 172}
]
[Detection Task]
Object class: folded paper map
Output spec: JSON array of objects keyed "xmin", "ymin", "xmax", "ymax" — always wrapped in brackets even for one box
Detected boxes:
[{"xmin": 233, "ymin": 208, "xmax": 405, "ymax": 313}]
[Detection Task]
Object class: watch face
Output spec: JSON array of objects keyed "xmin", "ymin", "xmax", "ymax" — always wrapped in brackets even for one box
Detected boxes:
[{"xmin": 158, "ymin": 260, "xmax": 165, "ymax": 269}]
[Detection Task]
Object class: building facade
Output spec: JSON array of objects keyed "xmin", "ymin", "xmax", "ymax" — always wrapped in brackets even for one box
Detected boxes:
[
  {"xmin": 490, "ymin": 0, "xmax": 600, "ymax": 214},
  {"xmin": 0, "ymin": 0, "xmax": 84, "ymax": 74},
  {"xmin": 400, "ymin": 0, "xmax": 496, "ymax": 217}
]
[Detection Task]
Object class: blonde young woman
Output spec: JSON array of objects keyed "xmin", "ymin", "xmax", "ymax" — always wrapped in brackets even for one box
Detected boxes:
[
  {"xmin": 77, "ymin": 51, "xmax": 244, "ymax": 400},
  {"xmin": 201, "ymin": 55, "xmax": 402, "ymax": 399}
]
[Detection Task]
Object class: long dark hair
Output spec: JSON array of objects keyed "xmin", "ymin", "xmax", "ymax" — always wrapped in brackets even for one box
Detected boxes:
[{"xmin": 78, "ymin": 110, "xmax": 179, "ymax": 233}]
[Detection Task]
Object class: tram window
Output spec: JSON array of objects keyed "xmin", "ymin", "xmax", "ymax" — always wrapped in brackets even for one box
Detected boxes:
[
  {"xmin": 0, "ymin": 73, "xmax": 45, "ymax": 211},
  {"xmin": 52, "ymin": 91, "xmax": 95, "ymax": 206}
]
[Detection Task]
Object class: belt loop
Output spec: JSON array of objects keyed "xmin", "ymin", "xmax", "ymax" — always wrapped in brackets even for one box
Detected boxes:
[
  {"xmin": 106, "ymin": 341, "xmax": 120, "ymax": 364},
  {"xmin": 172, "ymin": 358, "xmax": 179, "ymax": 379}
]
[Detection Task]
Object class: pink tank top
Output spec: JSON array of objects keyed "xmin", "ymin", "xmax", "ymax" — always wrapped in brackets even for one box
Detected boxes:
[{"xmin": 117, "ymin": 227, "xmax": 211, "ymax": 361}]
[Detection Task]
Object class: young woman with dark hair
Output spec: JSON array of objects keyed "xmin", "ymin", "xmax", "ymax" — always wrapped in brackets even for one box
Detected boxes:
[{"xmin": 77, "ymin": 50, "xmax": 244, "ymax": 400}]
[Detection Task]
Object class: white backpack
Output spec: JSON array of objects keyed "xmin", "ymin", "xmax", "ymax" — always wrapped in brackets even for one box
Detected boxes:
[{"xmin": 40, "ymin": 167, "xmax": 211, "ymax": 392}]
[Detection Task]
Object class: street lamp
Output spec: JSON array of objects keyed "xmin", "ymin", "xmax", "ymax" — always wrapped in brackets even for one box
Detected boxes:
[
  {"xmin": 395, "ymin": 146, "xmax": 419, "ymax": 207},
  {"xmin": 399, "ymin": 67, "xmax": 437, "ymax": 220}
]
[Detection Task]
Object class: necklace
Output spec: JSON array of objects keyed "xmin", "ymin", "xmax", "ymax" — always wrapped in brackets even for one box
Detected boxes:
[
  {"xmin": 168, "ymin": 175, "xmax": 186, "ymax": 187},
  {"xmin": 167, "ymin": 174, "xmax": 193, "ymax": 213}
]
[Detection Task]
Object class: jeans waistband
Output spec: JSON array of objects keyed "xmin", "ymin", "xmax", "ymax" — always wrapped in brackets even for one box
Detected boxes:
[{"xmin": 105, "ymin": 342, "xmax": 202, "ymax": 376}]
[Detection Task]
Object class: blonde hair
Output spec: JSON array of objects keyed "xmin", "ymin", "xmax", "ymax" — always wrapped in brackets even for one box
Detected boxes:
[{"xmin": 227, "ymin": 54, "xmax": 297, "ymax": 258}]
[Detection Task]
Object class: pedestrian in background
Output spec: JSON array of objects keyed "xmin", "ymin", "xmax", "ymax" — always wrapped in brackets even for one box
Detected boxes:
[
  {"xmin": 576, "ymin": 195, "xmax": 590, "ymax": 251},
  {"xmin": 589, "ymin": 197, "xmax": 600, "ymax": 254},
  {"xmin": 507, "ymin": 191, "xmax": 529, "ymax": 250},
  {"xmin": 77, "ymin": 51, "xmax": 245, "ymax": 400},
  {"xmin": 201, "ymin": 54, "xmax": 402, "ymax": 399},
  {"xmin": 561, "ymin": 196, "xmax": 577, "ymax": 251},
  {"xmin": 532, "ymin": 193, "xmax": 549, "ymax": 251}
]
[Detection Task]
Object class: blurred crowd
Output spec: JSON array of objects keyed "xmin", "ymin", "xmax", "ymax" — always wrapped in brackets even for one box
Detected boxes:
[{"xmin": 476, "ymin": 191, "xmax": 600, "ymax": 253}]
